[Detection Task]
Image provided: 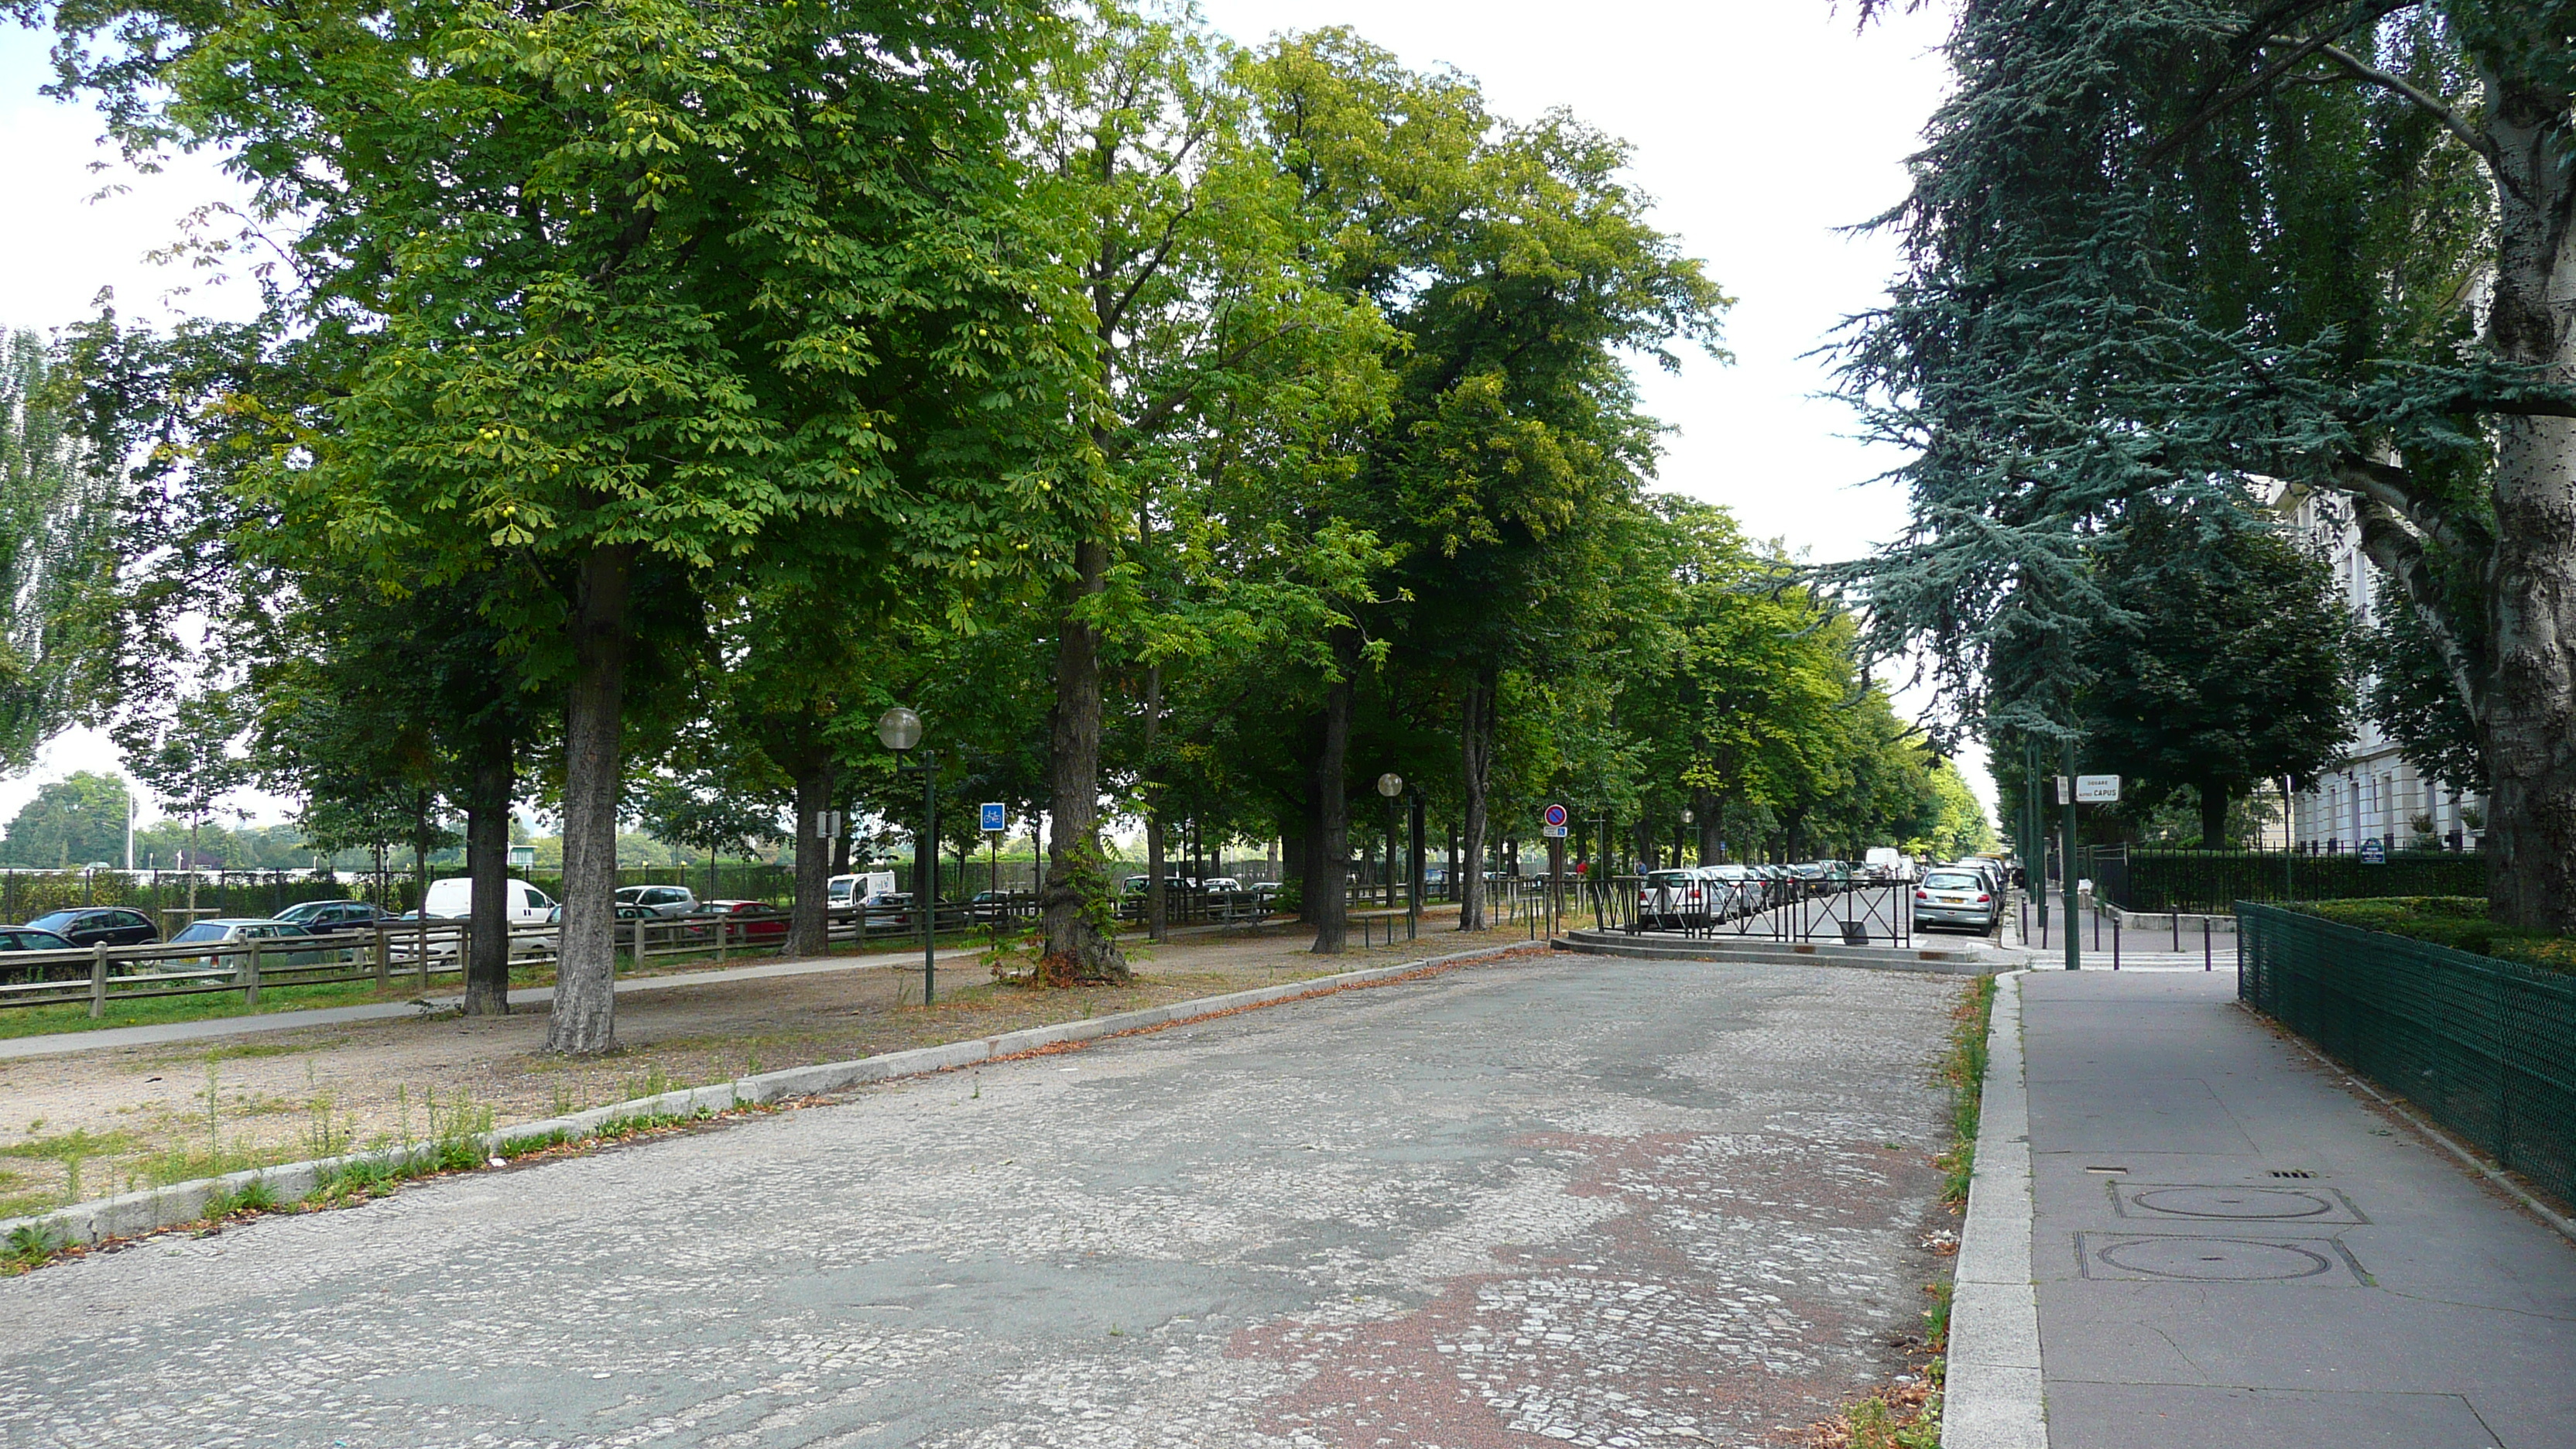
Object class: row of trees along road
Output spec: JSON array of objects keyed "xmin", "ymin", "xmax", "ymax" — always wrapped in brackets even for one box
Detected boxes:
[
  {"xmin": 1841, "ymin": 0, "xmax": 2576, "ymax": 924},
  {"xmin": 7, "ymin": 1, "xmax": 1989, "ymax": 1056}
]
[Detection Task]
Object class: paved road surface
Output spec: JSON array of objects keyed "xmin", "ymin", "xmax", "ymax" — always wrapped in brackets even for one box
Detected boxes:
[{"xmin": 0, "ymin": 957, "xmax": 1961, "ymax": 1448}]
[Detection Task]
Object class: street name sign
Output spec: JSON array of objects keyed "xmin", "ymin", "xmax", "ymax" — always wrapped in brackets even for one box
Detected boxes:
[
  {"xmin": 2360, "ymin": 838, "xmax": 2386, "ymax": 865},
  {"xmin": 2074, "ymin": 775, "xmax": 2122, "ymax": 803}
]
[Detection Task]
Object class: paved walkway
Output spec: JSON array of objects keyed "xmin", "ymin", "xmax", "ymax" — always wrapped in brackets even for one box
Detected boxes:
[
  {"xmin": 2016, "ymin": 969, "xmax": 2576, "ymax": 1447},
  {"xmin": 0, "ymin": 955, "xmax": 1961, "ymax": 1447}
]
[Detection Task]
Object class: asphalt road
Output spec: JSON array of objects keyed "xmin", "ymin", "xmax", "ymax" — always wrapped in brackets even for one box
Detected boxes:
[{"xmin": 0, "ymin": 955, "xmax": 1962, "ymax": 1448}]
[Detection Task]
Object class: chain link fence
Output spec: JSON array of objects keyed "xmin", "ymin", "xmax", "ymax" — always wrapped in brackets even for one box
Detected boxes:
[{"xmin": 2239, "ymin": 903, "xmax": 2575, "ymax": 1209}]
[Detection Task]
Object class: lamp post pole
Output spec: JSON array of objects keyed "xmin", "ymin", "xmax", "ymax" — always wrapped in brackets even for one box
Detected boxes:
[
  {"xmin": 1375, "ymin": 773, "xmax": 1406, "ymax": 941},
  {"xmin": 879, "ymin": 707, "xmax": 937, "ymax": 1004}
]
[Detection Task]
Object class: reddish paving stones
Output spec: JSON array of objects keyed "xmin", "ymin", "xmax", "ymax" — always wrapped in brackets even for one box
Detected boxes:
[{"xmin": 0, "ymin": 957, "xmax": 1960, "ymax": 1448}]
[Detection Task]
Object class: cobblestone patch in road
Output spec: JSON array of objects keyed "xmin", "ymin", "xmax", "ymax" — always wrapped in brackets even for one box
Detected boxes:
[{"xmin": 0, "ymin": 956, "xmax": 1958, "ymax": 1448}]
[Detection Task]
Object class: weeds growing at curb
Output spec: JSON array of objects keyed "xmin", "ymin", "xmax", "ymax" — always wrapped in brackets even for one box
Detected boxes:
[{"xmin": 1817, "ymin": 973, "xmax": 1996, "ymax": 1449}]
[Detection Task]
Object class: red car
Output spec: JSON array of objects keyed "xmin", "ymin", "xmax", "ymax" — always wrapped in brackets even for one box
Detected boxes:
[{"xmin": 707, "ymin": 899, "xmax": 789, "ymax": 940}]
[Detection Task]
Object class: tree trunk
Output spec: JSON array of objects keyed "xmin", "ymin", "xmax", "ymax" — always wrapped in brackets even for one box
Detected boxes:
[
  {"xmin": 1309, "ymin": 665, "xmax": 1352, "ymax": 954},
  {"xmin": 1457, "ymin": 667, "xmax": 1496, "ymax": 931},
  {"xmin": 2199, "ymin": 783, "xmax": 2229, "ymax": 851},
  {"xmin": 546, "ymin": 544, "xmax": 632, "ymax": 1056},
  {"xmin": 1143, "ymin": 664, "xmax": 1167, "ymax": 942},
  {"xmin": 789, "ymin": 755, "xmax": 835, "ymax": 957},
  {"xmin": 463, "ymin": 719, "xmax": 512, "ymax": 1016},
  {"xmin": 1043, "ymin": 536, "xmax": 1128, "ymax": 981},
  {"xmin": 1694, "ymin": 790, "xmax": 1722, "ymax": 864},
  {"xmin": 2477, "ymin": 67, "xmax": 2576, "ymax": 930}
]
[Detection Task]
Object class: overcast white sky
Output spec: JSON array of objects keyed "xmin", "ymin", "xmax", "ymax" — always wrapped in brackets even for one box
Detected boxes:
[{"xmin": 0, "ymin": 1, "xmax": 1978, "ymax": 831}]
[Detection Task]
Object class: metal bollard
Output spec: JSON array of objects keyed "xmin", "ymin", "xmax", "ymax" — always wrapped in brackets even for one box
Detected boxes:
[
  {"xmin": 2174, "ymin": 910, "xmax": 2180, "ymax": 951},
  {"xmin": 2112, "ymin": 913, "xmax": 2120, "ymax": 971},
  {"xmin": 2204, "ymin": 918, "xmax": 2212, "ymax": 971}
]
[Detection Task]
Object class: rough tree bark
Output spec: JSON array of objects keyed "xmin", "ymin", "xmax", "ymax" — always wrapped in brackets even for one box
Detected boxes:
[
  {"xmin": 462, "ymin": 718, "xmax": 513, "ymax": 1016},
  {"xmin": 1693, "ymin": 788, "xmax": 1723, "ymax": 865},
  {"xmin": 546, "ymin": 544, "xmax": 632, "ymax": 1056},
  {"xmin": 1043, "ymin": 536, "xmax": 1129, "ymax": 981},
  {"xmin": 1456, "ymin": 668, "xmax": 1496, "ymax": 931},
  {"xmin": 1308, "ymin": 666, "xmax": 1352, "ymax": 954},
  {"xmin": 789, "ymin": 755, "xmax": 836, "ymax": 958},
  {"xmin": 2475, "ymin": 63, "xmax": 2576, "ymax": 930}
]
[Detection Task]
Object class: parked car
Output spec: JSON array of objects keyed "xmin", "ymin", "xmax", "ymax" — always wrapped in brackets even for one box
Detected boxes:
[
  {"xmin": 706, "ymin": 899, "xmax": 788, "ymax": 941},
  {"xmin": 0, "ymin": 927, "xmax": 80, "ymax": 983},
  {"xmin": 1200, "ymin": 876, "xmax": 1245, "ymax": 893},
  {"xmin": 1700, "ymin": 864, "xmax": 1763, "ymax": 918},
  {"xmin": 615, "ymin": 885, "xmax": 699, "ymax": 918},
  {"xmin": 163, "ymin": 918, "xmax": 331, "ymax": 969},
  {"xmin": 1913, "ymin": 868, "xmax": 1999, "ymax": 933},
  {"xmin": 421, "ymin": 876, "xmax": 558, "ymax": 923},
  {"xmin": 23, "ymin": 906, "xmax": 158, "ymax": 948},
  {"xmin": 858, "ymin": 891, "xmax": 913, "ymax": 930},
  {"xmin": 1637, "ymin": 868, "xmax": 1711, "ymax": 929},
  {"xmin": 274, "ymin": 899, "xmax": 400, "ymax": 933}
]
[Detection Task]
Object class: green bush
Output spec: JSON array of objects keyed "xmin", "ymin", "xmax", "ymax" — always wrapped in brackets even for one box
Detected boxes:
[{"xmin": 2291, "ymin": 897, "xmax": 2576, "ymax": 975}]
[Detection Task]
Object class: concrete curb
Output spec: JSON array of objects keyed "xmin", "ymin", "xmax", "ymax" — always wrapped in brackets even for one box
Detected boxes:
[
  {"xmin": 1944, "ymin": 970, "xmax": 2048, "ymax": 1449},
  {"xmin": 2, "ymin": 940, "xmax": 1544, "ymax": 1255},
  {"xmin": 1550, "ymin": 933, "xmax": 2005, "ymax": 976}
]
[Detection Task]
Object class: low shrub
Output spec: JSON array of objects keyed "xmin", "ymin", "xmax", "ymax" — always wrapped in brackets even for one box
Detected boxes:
[{"xmin": 2291, "ymin": 897, "xmax": 2576, "ymax": 974}]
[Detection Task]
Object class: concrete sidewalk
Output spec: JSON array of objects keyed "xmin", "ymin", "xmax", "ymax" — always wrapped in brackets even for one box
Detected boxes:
[{"xmin": 2013, "ymin": 969, "xmax": 2576, "ymax": 1447}]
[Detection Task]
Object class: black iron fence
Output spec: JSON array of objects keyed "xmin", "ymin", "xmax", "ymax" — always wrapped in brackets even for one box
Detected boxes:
[
  {"xmin": 2088, "ymin": 845, "xmax": 2487, "ymax": 914},
  {"xmin": 2239, "ymin": 903, "xmax": 2574, "ymax": 1209}
]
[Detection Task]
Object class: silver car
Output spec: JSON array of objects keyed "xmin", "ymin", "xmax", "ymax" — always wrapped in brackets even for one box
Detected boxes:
[
  {"xmin": 615, "ymin": 885, "xmax": 700, "ymax": 918},
  {"xmin": 1913, "ymin": 869, "xmax": 1999, "ymax": 933}
]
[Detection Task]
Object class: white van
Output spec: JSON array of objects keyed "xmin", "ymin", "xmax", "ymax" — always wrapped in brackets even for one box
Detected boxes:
[
  {"xmin": 421, "ymin": 876, "xmax": 557, "ymax": 922},
  {"xmin": 829, "ymin": 872, "xmax": 897, "ymax": 906}
]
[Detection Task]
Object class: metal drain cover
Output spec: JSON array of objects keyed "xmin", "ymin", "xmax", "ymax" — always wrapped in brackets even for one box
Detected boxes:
[
  {"xmin": 2078, "ymin": 1232, "xmax": 2365, "ymax": 1284},
  {"xmin": 2112, "ymin": 1181, "xmax": 2366, "ymax": 1225}
]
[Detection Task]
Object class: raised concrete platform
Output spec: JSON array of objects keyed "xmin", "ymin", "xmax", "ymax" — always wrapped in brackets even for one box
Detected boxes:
[{"xmin": 1552, "ymin": 927, "xmax": 2005, "ymax": 975}]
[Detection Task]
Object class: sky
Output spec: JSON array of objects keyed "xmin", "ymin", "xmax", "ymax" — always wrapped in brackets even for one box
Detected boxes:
[{"xmin": 0, "ymin": 1, "xmax": 1980, "ymax": 832}]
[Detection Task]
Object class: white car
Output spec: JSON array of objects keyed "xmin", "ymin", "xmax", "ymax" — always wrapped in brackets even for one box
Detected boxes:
[{"xmin": 615, "ymin": 885, "xmax": 698, "ymax": 917}]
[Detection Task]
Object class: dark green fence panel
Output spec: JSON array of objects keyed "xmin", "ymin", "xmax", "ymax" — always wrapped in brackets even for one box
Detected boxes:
[
  {"xmin": 2098, "ymin": 848, "xmax": 2485, "ymax": 913},
  {"xmin": 2239, "ymin": 902, "xmax": 2576, "ymax": 1207}
]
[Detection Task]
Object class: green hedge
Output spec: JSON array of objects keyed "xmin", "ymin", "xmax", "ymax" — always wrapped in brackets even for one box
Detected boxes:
[{"xmin": 2290, "ymin": 897, "xmax": 2576, "ymax": 975}]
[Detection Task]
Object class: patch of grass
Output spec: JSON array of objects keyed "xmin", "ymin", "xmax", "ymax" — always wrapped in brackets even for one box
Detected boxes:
[
  {"xmin": 199, "ymin": 1177, "xmax": 279, "ymax": 1221},
  {"xmin": 2293, "ymin": 896, "xmax": 2576, "ymax": 973},
  {"xmin": 1810, "ymin": 1369, "xmax": 1942, "ymax": 1449},
  {"xmin": 3, "ymin": 1221, "xmax": 66, "ymax": 1274},
  {"xmin": 0, "ymin": 1127, "xmax": 133, "ymax": 1163},
  {"xmin": 0, "ymin": 975, "xmax": 420, "ymax": 1040},
  {"xmin": 1935, "ymin": 975, "xmax": 1997, "ymax": 1208}
]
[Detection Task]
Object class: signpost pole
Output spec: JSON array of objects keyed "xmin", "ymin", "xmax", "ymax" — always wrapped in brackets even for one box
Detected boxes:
[{"xmin": 2063, "ymin": 738, "xmax": 2081, "ymax": 972}]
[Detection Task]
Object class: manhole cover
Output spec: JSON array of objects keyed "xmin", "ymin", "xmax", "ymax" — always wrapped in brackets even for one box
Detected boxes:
[
  {"xmin": 2080, "ymin": 1234, "xmax": 2354, "ymax": 1283},
  {"xmin": 2129, "ymin": 1187, "xmax": 2334, "ymax": 1219},
  {"xmin": 2111, "ymin": 1180, "xmax": 2366, "ymax": 1224}
]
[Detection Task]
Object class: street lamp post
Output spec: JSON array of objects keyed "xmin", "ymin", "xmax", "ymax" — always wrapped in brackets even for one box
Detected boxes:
[
  {"xmin": 879, "ymin": 707, "xmax": 937, "ymax": 1005},
  {"xmin": 1376, "ymin": 773, "xmax": 1415, "ymax": 940}
]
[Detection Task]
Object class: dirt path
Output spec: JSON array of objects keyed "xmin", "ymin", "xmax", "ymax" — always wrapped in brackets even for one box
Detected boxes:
[{"xmin": 0, "ymin": 916, "xmax": 1540, "ymax": 1218}]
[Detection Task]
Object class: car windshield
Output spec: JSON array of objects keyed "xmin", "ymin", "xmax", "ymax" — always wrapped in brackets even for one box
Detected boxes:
[
  {"xmin": 172, "ymin": 923, "xmax": 230, "ymax": 943},
  {"xmin": 26, "ymin": 911, "xmax": 77, "ymax": 931},
  {"xmin": 1923, "ymin": 872, "xmax": 1982, "ymax": 890},
  {"xmin": 1646, "ymin": 872, "xmax": 1694, "ymax": 888}
]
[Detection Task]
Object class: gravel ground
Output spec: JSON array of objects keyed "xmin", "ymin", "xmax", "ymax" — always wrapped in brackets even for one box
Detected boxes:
[
  {"xmin": 0, "ymin": 953, "xmax": 1961, "ymax": 1448},
  {"xmin": 0, "ymin": 920, "xmax": 1505, "ymax": 1218}
]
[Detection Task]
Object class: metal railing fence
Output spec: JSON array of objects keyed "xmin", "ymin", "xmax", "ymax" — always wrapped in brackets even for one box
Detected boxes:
[
  {"xmin": 1605, "ymin": 874, "xmax": 1917, "ymax": 947},
  {"xmin": 2239, "ymin": 903, "xmax": 2576, "ymax": 1208}
]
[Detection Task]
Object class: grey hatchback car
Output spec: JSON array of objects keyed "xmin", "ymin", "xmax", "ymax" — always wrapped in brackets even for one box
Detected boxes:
[{"xmin": 1912, "ymin": 868, "xmax": 1998, "ymax": 933}]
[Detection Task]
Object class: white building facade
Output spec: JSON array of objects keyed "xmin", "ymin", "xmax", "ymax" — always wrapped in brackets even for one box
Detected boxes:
[{"xmin": 2278, "ymin": 487, "xmax": 2482, "ymax": 854}]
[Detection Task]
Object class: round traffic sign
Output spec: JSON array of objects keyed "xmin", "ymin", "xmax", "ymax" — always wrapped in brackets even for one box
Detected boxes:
[{"xmin": 1542, "ymin": 803, "xmax": 1568, "ymax": 827}]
